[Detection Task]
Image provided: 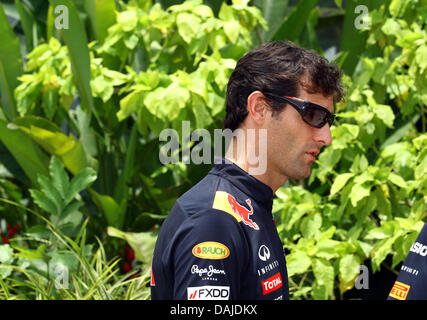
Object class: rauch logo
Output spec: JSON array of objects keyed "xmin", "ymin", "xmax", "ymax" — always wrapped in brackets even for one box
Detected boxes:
[{"xmin": 192, "ymin": 241, "xmax": 230, "ymax": 260}]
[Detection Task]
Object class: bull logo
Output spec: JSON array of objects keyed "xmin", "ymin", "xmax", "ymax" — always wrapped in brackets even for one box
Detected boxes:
[{"xmin": 227, "ymin": 194, "xmax": 259, "ymax": 230}]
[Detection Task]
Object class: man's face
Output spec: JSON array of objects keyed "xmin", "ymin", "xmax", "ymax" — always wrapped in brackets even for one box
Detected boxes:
[{"xmin": 265, "ymin": 89, "xmax": 334, "ymax": 181}]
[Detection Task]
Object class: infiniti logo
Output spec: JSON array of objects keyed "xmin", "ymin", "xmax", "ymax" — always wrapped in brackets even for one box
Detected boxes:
[{"xmin": 258, "ymin": 245, "xmax": 270, "ymax": 261}]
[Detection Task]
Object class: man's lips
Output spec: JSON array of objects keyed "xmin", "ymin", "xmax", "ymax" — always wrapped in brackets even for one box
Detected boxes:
[{"xmin": 305, "ymin": 150, "xmax": 320, "ymax": 161}]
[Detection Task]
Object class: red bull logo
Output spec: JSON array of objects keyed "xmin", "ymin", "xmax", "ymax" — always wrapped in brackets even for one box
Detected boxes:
[
  {"xmin": 227, "ymin": 194, "xmax": 259, "ymax": 230},
  {"xmin": 212, "ymin": 191, "xmax": 259, "ymax": 231}
]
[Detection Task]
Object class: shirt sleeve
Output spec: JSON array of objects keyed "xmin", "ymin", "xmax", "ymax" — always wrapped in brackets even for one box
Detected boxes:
[
  {"xmin": 168, "ymin": 208, "xmax": 249, "ymax": 300},
  {"xmin": 388, "ymin": 223, "xmax": 427, "ymax": 300}
]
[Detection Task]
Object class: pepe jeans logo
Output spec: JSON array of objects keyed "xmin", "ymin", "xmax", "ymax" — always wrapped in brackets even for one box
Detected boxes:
[
  {"xmin": 191, "ymin": 265, "xmax": 226, "ymax": 281},
  {"xmin": 192, "ymin": 242, "xmax": 230, "ymax": 260}
]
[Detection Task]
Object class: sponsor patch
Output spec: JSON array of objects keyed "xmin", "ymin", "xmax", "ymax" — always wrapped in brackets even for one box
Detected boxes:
[
  {"xmin": 192, "ymin": 241, "xmax": 230, "ymax": 260},
  {"xmin": 261, "ymin": 272, "xmax": 283, "ymax": 295},
  {"xmin": 212, "ymin": 191, "xmax": 259, "ymax": 230},
  {"xmin": 191, "ymin": 264, "xmax": 226, "ymax": 281},
  {"xmin": 389, "ymin": 281, "xmax": 410, "ymax": 300},
  {"xmin": 187, "ymin": 285, "xmax": 230, "ymax": 300},
  {"xmin": 410, "ymin": 241, "xmax": 427, "ymax": 256}
]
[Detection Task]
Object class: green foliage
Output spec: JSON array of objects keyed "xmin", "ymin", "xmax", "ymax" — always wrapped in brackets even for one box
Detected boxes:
[
  {"xmin": 274, "ymin": 0, "xmax": 427, "ymax": 299},
  {"xmin": 0, "ymin": 0, "xmax": 425, "ymax": 300}
]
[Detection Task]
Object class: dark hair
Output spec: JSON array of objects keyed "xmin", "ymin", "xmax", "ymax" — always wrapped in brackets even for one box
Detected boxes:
[{"xmin": 224, "ymin": 41, "xmax": 344, "ymax": 130}]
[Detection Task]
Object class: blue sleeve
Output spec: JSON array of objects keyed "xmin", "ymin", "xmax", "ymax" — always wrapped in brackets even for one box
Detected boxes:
[
  {"xmin": 169, "ymin": 208, "xmax": 249, "ymax": 300},
  {"xmin": 388, "ymin": 223, "xmax": 427, "ymax": 300}
]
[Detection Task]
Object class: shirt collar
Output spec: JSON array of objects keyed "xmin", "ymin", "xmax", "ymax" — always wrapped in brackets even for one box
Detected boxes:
[{"xmin": 209, "ymin": 157, "xmax": 274, "ymax": 204}]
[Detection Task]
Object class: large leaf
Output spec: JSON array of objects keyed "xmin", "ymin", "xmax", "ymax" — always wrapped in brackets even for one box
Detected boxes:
[
  {"xmin": 113, "ymin": 123, "xmax": 138, "ymax": 222},
  {"xmin": 49, "ymin": 0, "xmax": 95, "ymax": 118},
  {"xmin": 14, "ymin": 116, "xmax": 98, "ymax": 175},
  {"xmin": 84, "ymin": 0, "xmax": 117, "ymax": 44},
  {"xmin": 253, "ymin": 0, "xmax": 289, "ymax": 42},
  {"xmin": 64, "ymin": 167, "xmax": 97, "ymax": 205},
  {"xmin": 340, "ymin": 0, "xmax": 381, "ymax": 75},
  {"xmin": 90, "ymin": 190, "xmax": 123, "ymax": 229},
  {"xmin": 0, "ymin": 2, "xmax": 23, "ymax": 120},
  {"xmin": 272, "ymin": 0, "xmax": 318, "ymax": 41},
  {"xmin": 0, "ymin": 244, "xmax": 14, "ymax": 279},
  {"xmin": 107, "ymin": 226, "xmax": 158, "ymax": 265},
  {"xmin": 15, "ymin": 0, "xmax": 36, "ymax": 51},
  {"xmin": 0, "ymin": 119, "xmax": 49, "ymax": 185},
  {"xmin": 339, "ymin": 254, "xmax": 361, "ymax": 293},
  {"xmin": 312, "ymin": 258, "xmax": 334, "ymax": 299},
  {"xmin": 330, "ymin": 173, "xmax": 354, "ymax": 196}
]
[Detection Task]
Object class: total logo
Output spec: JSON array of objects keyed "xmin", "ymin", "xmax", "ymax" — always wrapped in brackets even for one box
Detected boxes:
[
  {"xmin": 261, "ymin": 272, "xmax": 283, "ymax": 295},
  {"xmin": 187, "ymin": 285, "xmax": 230, "ymax": 300}
]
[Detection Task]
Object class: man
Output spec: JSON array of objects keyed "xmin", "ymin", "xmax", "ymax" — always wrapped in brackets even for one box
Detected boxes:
[
  {"xmin": 388, "ymin": 223, "xmax": 427, "ymax": 300},
  {"xmin": 151, "ymin": 41, "xmax": 344, "ymax": 300}
]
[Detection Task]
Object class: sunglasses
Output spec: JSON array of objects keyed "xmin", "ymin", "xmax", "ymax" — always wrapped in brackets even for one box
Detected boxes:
[{"xmin": 264, "ymin": 93, "xmax": 336, "ymax": 128}]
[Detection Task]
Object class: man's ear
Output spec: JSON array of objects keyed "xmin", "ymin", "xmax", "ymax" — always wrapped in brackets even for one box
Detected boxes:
[{"xmin": 246, "ymin": 91, "xmax": 269, "ymax": 127}]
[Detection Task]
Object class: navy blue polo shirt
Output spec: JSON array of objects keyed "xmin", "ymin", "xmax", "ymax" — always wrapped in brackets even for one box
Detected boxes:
[
  {"xmin": 151, "ymin": 159, "xmax": 289, "ymax": 300},
  {"xmin": 388, "ymin": 223, "xmax": 427, "ymax": 300}
]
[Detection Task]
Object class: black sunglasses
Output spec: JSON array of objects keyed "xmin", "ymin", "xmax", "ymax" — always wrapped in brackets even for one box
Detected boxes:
[{"xmin": 264, "ymin": 93, "xmax": 336, "ymax": 128}]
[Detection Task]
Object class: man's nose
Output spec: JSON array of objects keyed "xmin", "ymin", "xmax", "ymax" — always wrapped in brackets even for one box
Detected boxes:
[{"xmin": 314, "ymin": 124, "xmax": 332, "ymax": 146}]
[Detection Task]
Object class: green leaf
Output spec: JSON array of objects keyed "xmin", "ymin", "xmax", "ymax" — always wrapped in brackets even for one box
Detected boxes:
[
  {"xmin": 286, "ymin": 250, "xmax": 311, "ymax": 277},
  {"xmin": 312, "ymin": 258, "xmax": 334, "ymax": 298},
  {"xmin": 15, "ymin": 0, "xmax": 36, "ymax": 52},
  {"xmin": 60, "ymin": 201, "xmax": 83, "ymax": 219},
  {"xmin": 65, "ymin": 168, "xmax": 97, "ymax": 205},
  {"xmin": 49, "ymin": 156, "xmax": 70, "ymax": 200},
  {"xmin": 381, "ymin": 18, "xmax": 400, "ymax": 35},
  {"xmin": 15, "ymin": 116, "xmax": 98, "ymax": 175},
  {"xmin": 315, "ymin": 239, "xmax": 342, "ymax": 260},
  {"xmin": 272, "ymin": 0, "xmax": 318, "ymax": 41},
  {"xmin": 14, "ymin": 244, "xmax": 46, "ymax": 260},
  {"xmin": 300, "ymin": 213, "xmax": 322, "ymax": 239},
  {"xmin": 330, "ymin": 173, "xmax": 354, "ymax": 196},
  {"xmin": 373, "ymin": 104, "xmax": 395, "ymax": 128},
  {"xmin": 84, "ymin": 0, "xmax": 117, "ymax": 44},
  {"xmin": 37, "ymin": 175, "xmax": 63, "ymax": 214},
  {"xmin": 107, "ymin": 226, "xmax": 158, "ymax": 265},
  {"xmin": 388, "ymin": 172, "xmax": 407, "ymax": 188},
  {"xmin": 371, "ymin": 237, "xmax": 395, "ymax": 272},
  {"xmin": 0, "ymin": 244, "xmax": 14, "ymax": 279},
  {"xmin": 339, "ymin": 0, "xmax": 368, "ymax": 75},
  {"xmin": 253, "ymin": 0, "xmax": 288, "ymax": 42},
  {"xmin": 30, "ymin": 189, "xmax": 58, "ymax": 215},
  {"xmin": 0, "ymin": 119, "xmax": 49, "ymax": 185},
  {"xmin": 48, "ymin": 250, "xmax": 79, "ymax": 273},
  {"xmin": 90, "ymin": 190, "xmax": 123, "ymax": 228},
  {"xmin": 339, "ymin": 254, "xmax": 360, "ymax": 286},
  {"xmin": 0, "ymin": 244, "xmax": 13, "ymax": 264},
  {"xmin": 176, "ymin": 12, "xmax": 201, "ymax": 44},
  {"xmin": 350, "ymin": 183, "xmax": 371, "ymax": 207},
  {"xmin": 50, "ymin": 0, "xmax": 95, "ymax": 116},
  {"xmin": 0, "ymin": 2, "xmax": 23, "ymax": 120},
  {"xmin": 223, "ymin": 20, "xmax": 240, "ymax": 43}
]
